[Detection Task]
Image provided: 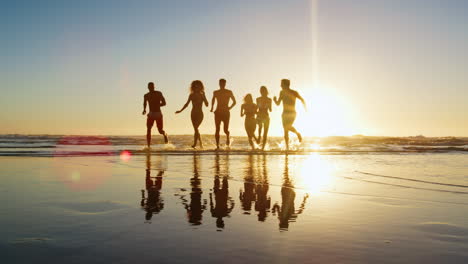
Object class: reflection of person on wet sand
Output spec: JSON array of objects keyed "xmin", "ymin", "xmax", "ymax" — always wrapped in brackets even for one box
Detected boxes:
[
  {"xmin": 210, "ymin": 79, "xmax": 236, "ymax": 149},
  {"xmin": 255, "ymin": 155, "xmax": 271, "ymax": 221},
  {"xmin": 210, "ymin": 154, "xmax": 234, "ymax": 228},
  {"xmin": 142, "ymin": 82, "xmax": 169, "ymax": 146},
  {"xmin": 141, "ymin": 154, "xmax": 165, "ymax": 221},
  {"xmin": 175, "ymin": 80, "xmax": 209, "ymax": 148},
  {"xmin": 272, "ymin": 155, "xmax": 308, "ymax": 230},
  {"xmin": 240, "ymin": 155, "xmax": 256, "ymax": 212},
  {"xmin": 180, "ymin": 154, "xmax": 207, "ymax": 225},
  {"xmin": 273, "ymin": 79, "xmax": 306, "ymax": 150}
]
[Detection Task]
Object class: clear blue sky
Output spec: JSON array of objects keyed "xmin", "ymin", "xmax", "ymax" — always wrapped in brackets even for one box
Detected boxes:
[{"xmin": 1, "ymin": 0, "xmax": 467, "ymax": 136}]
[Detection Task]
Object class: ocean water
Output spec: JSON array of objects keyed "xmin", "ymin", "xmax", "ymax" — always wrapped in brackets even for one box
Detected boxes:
[
  {"xmin": 1, "ymin": 135, "xmax": 468, "ymax": 263},
  {"xmin": 0, "ymin": 134, "xmax": 467, "ymax": 156}
]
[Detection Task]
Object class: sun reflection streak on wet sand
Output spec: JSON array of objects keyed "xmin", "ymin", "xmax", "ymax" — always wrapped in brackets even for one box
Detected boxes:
[{"xmin": 302, "ymin": 154, "xmax": 336, "ymax": 195}]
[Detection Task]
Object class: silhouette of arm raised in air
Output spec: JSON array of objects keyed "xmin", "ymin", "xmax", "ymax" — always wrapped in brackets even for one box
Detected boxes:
[
  {"xmin": 210, "ymin": 92, "xmax": 216, "ymax": 112},
  {"xmin": 175, "ymin": 95, "xmax": 192, "ymax": 114},
  {"xmin": 273, "ymin": 91, "xmax": 283, "ymax": 106},
  {"xmin": 228, "ymin": 91, "xmax": 236, "ymax": 110},
  {"xmin": 142, "ymin": 94, "xmax": 148, "ymax": 115},
  {"xmin": 160, "ymin": 92, "xmax": 167, "ymax": 107}
]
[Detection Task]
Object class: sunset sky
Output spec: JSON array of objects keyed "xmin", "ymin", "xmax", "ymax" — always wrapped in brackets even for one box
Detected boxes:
[{"xmin": 2, "ymin": 0, "xmax": 467, "ymax": 137}]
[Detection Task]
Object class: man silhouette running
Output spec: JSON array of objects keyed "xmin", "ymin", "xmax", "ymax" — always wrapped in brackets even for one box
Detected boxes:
[
  {"xmin": 273, "ymin": 79, "xmax": 306, "ymax": 150},
  {"xmin": 211, "ymin": 79, "xmax": 236, "ymax": 149},
  {"xmin": 142, "ymin": 82, "xmax": 168, "ymax": 147}
]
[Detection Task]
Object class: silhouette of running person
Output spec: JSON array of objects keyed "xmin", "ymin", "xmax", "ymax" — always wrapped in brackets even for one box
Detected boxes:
[
  {"xmin": 241, "ymin": 94, "xmax": 258, "ymax": 150},
  {"xmin": 175, "ymin": 80, "xmax": 209, "ymax": 148},
  {"xmin": 142, "ymin": 82, "xmax": 168, "ymax": 146},
  {"xmin": 256, "ymin": 86, "xmax": 272, "ymax": 150},
  {"xmin": 210, "ymin": 79, "xmax": 236, "ymax": 149},
  {"xmin": 273, "ymin": 79, "xmax": 306, "ymax": 150}
]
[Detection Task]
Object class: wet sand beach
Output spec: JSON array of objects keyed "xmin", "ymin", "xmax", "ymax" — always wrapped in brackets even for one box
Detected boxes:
[{"xmin": 1, "ymin": 152, "xmax": 467, "ymax": 263}]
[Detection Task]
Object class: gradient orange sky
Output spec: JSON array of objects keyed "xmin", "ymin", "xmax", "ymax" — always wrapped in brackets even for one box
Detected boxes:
[{"xmin": 1, "ymin": 0, "xmax": 467, "ymax": 136}]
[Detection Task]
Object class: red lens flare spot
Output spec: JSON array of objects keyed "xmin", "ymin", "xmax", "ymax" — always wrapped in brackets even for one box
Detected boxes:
[{"xmin": 120, "ymin": 150, "xmax": 132, "ymax": 162}]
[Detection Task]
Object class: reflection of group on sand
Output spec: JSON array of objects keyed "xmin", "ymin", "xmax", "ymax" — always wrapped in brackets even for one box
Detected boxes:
[
  {"xmin": 239, "ymin": 155, "xmax": 271, "ymax": 221},
  {"xmin": 239, "ymin": 154, "xmax": 308, "ymax": 229},
  {"xmin": 140, "ymin": 153, "xmax": 308, "ymax": 230},
  {"xmin": 143, "ymin": 78, "xmax": 306, "ymax": 150}
]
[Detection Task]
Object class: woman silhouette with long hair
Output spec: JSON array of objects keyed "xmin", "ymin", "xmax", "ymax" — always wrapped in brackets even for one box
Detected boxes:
[
  {"xmin": 241, "ymin": 94, "xmax": 258, "ymax": 150},
  {"xmin": 176, "ymin": 80, "xmax": 209, "ymax": 148},
  {"xmin": 256, "ymin": 86, "xmax": 272, "ymax": 150}
]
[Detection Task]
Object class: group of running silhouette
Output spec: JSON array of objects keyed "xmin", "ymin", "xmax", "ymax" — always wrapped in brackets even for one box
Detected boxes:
[{"xmin": 142, "ymin": 78, "xmax": 306, "ymax": 150}]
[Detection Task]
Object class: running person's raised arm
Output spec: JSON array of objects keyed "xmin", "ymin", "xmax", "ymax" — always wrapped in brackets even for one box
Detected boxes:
[
  {"xmin": 273, "ymin": 91, "xmax": 283, "ymax": 106},
  {"xmin": 142, "ymin": 94, "xmax": 148, "ymax": 115},
  {"xmin": 228, "ymin": 91, "xmax": 236, "ymax": 110},
  {"xmin": 176, "ymin": 95, "xmax": 191, "ymax": 114}
]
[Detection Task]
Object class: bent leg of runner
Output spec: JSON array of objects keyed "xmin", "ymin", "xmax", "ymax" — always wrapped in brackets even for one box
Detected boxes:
[
  {"xmin": 289, "ymin": 126, "xmax": 302, "ymax": 142},
  {"xmin": 156, "ymin": 116, "xmax": 168, "ymax": 144},
  {"xmin": 287, "ymin": 112, "xmax": 301, "ymax": 142},
  {"xmin": 223, "ymin": 112, "xmax": 230, "ymax": 147}
]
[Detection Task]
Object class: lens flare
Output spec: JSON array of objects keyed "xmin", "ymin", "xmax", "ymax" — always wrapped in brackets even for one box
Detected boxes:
[{"xmin": 120, "ymin": 150, "xmax": 132, "ymax": 162}]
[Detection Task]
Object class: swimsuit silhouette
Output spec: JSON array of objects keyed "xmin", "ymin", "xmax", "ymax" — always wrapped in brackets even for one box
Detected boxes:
[
  {"xmin": 210, "ymin": 79, "xmax": 236, "ymax": 149},
  {"xmin": 256, "ymin": 86, "xmax": 272, "ymax": 150},
  {"xmin": 241, "ymin": 94, "xmax": 258, "ymax": 150},
  {"xmin": 142, "ymin": 82, "xmax": 168, "ymax": 146},
  {"xmin": 273, "ymin": 79, "xmax": 306, "ymax": 150},
  {"xmin": 175, "ymin": 80, "xmax": 209, "ymax": 148}
]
